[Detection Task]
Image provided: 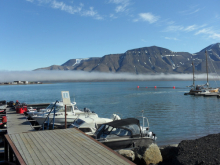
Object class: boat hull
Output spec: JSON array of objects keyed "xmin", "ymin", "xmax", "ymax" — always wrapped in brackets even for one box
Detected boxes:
[
  {"xmin": 32, "ymin": 113, "xmax": 98, "ymax": 125},
  {"xmin": 32, "ymin": 116, "xmax": 78, "ymax": 125},
  {"xmin": 0, "ymin": 105, "xmax": 7, "ymax": 110},
  {"xmin": 99, "ymin": 137, "xmax": 154, "ymax": 150}
]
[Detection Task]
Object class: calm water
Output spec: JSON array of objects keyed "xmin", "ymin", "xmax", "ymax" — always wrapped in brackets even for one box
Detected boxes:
[{"xmin": 1, "ymin": 80, "xmax": 220, "ymax": 146}]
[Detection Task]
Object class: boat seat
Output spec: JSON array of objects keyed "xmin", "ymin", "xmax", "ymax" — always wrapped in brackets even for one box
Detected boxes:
[
  {"xmin": 118, "ymin": 129, "xmax": 129, "ymax": 136},
  {"xmin": 111, "ymin": 129, "xmax": 121, "ymax": 135}
]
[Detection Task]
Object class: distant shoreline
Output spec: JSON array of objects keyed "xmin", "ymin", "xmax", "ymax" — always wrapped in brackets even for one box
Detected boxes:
[
  {"xmin": 0, "ymin": 78, "xmax": 216, "ymax": 84},
  {"xmin": 0, "ymin": 82, "xmax": 52, "ymax": 86}
]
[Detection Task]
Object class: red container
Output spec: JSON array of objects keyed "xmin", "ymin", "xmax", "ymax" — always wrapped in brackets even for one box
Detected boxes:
[
  {"xmin": 16, "ymin": 107, "xmax": 19, "ymax": 113},
  {"xmin": 18, "ymin": 107, "xmax": 24, "ymax": 114},
  {"xmin": 2, "ymin": 116, "xmax": 7, "ymax": 123},
  {"xmin": 23, "ymin": 106, "xmax": 27, "ymax": 112}
]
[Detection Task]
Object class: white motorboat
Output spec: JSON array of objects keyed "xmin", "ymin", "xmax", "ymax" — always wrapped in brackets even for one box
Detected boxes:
[
  {"xmin": 194, "ymin": 88, "xmax": 219, "ymax": 96},
  {"xmin": 92, "ymin": 110, "xmax": 156, "ymax": 150},
  {"xmin": 68, "ymin": 114, "xmax": 121, "ymax": 136},
  {"xmin": 0, "ymin": 100, "xmax": 7, "ymax": 110},
  {"xmin": 26, "ymin": 101, "xmax": 80, "ymax": 117},
  {"xmin": 29, "ymin": 91, "xmax": 100, "ymax": 126},
  {"xmin": 92, "ymin": 118, "xmax": 156, "ymax": 150},
  {"xmin": 31, "ymin": 101, "xmax": 96, "ymax": 125}
]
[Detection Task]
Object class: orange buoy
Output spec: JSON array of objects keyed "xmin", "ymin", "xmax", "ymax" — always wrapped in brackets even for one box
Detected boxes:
[
  {"xmin": 137, "ymin": 86, "xmax": 139, "ymax": 88},
  {"xmin": 146, "ymin": 87, "xmax": 148, "ymax": 88},
  {"xmin": 154, "ymin": 86, "xmax": 157, "ymax": 88},
  {"xmin": 173, "ymin": 86, "xmax": 175, "ymax": 89}
]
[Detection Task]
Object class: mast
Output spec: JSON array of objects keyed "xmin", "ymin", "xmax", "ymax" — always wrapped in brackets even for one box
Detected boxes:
[
  {"xmin": 192, "ymin": 61, "xmax": 195, "ymax": 88},
  {"xmin": 205, "ymin": 50, "xmax": 209, "ymax": 87}
]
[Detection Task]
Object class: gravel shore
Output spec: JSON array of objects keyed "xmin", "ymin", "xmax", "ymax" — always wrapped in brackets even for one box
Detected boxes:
[{"xmin": 159, "ymin": 133, "xmax": 220, "ymax": 165}]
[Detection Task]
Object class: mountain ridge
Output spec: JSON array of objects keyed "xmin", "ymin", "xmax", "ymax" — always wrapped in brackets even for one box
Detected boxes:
[{"xmin": 35, "ymin": 43, "xmax": 220, "ymax": 74}]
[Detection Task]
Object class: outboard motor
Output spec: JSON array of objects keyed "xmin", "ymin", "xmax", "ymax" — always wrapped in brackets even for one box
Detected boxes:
[
  {"xmin": 111, "ymin": 114, "xmax": 121, "ymax": 121},
  {"xmin": 84, "ymin": 108, "xmax": 91, "ymax": 113}
]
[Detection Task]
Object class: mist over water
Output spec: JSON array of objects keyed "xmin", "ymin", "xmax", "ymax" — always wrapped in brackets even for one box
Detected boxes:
[{"xmin": 0, "ymin": 70, "xmax": 218, "ymax": 82}]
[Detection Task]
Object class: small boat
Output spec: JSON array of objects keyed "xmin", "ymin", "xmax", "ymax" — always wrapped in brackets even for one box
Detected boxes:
[
  {"xmin": 92, "ymin": 117, "xmax": 156, "ymax": 150},
  {"xmin": 26, "ymin": 101, "xmax": 81, "ymax": 117},
  {"xmin": 185, "ymin": 50, "xmax": 219, "ymax": 95},
  {"xmin": 0, "ymin": 100, "xmax": 7, "ymax": 110},
  {"xmin": 68, "ymin": 114, "xmax": 121, "ymax": 136},
  {"xmin": 28, "ymin": 91, "xmax": 98, "ymax": 126},
  {"xmin": 194, "ymin": 88, "xmax": 219, "ymax": 96},
  {"xmin": 30, "ymin": 101, "xmax": 97, "ymax": 125}
]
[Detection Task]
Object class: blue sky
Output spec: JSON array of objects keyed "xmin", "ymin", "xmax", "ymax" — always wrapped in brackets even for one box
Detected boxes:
[{"xmin": 1, "ymin": 0, "xmax": 220, "ymax": 71}]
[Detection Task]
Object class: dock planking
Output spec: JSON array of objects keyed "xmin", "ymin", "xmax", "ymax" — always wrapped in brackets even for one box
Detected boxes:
[
  {"xmin": 6, "ymin": 128, "xmax": 135, "ymax": 165},
  {"xmin": 6, "ymin": 107, "xmax": 34, "ymax": 134},
  {"xmin": 4, "ymin": 107, "xmax": 135, "ymax": 165}
]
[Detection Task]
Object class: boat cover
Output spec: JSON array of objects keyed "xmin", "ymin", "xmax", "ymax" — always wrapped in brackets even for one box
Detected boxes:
[
  {"xmin": 0, "ymin": 100, "xmax": 6, "ymax": 105},
  {"xmin": 105, "ymin": 118, "xmax": 140, "ymax": 128}
]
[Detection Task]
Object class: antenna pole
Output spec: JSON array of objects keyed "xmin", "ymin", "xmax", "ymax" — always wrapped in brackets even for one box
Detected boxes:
[
  {"xmin": 206, "ymin": 50, "xmax": 209, "ymax": 87},
  {"xmin": 192, "ymin": 61, "xmax": 195, "ymax": 88}
]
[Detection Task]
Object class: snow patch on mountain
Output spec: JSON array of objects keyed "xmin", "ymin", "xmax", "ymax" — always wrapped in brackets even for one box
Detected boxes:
[{"xmin": 73, "ymin": 58, "xmax": 89, "ymax": 66}]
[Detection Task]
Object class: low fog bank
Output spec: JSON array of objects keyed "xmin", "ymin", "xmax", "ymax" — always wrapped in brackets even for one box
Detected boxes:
[{"xmin": 0, "ymin": 70, "xmax": 219, "ymax": 82}]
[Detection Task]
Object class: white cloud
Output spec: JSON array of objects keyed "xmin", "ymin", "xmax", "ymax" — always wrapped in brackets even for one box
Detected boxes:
[
  {"xmin": 25, "ymin": 0, "xmax": 102, "ymax": 20},
  {"xmin": 37, "ymin": 0, "xmax": 52, "ymax": 4},
  {"xmin": 164, "ymin": 25, "xmax": 184, "ymax": 32},
  {"xmin": 179, "ymin": 5, "xmax": 202, "ymax": 15},
  {"xmin": 109, "ymin": 0, "xmax": 130, "ymax": 13},
  {"xmin": 167, "ymin": 21, "xmax": 175, "ymax": 25},
  {"xmin": 215, "ymin": 14, "xmax": 220, "ymax": 19},
  {"xmin": 163, "ymin": 23, "xmax": 220, "ymax": 40},
  {"xmin": 81, "ymin": 7, "xmax": 103, "ymax": 20},
  {"xmin": 51, "ymin": 1, "xmax": 83, "ymax": 14},
  {"xmin": 109, "ymin": 14, "xmax": 117, "ymax": 19},
  {"xmin": 164, "ymin": 24, "xmax": 207, "ymax": 33},
  {"xmin": 195, "ymin": 28, "xmax": 220, "ymax": 39},
  {"xmin": 165, "ymin": 37, "xmax": 179, "ymax": 41},
  {"xmin": 188, "ymin": 9, "xmax": 200, "ymax": 15},
  {"xmin": 134, "ymin": 13, "xmax": 159, "ymax": 24},
  {"xmin": 184, "ymin": 25, "xmax": 197, "ymax": 32}
]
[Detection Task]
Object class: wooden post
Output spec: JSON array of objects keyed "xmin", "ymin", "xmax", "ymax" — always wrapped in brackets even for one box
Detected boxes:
[
  {"xmin": 9, "ymin": 146, "xmax": 13, "ymax": 162},
  {"xmin": 4, "ymin": 137, "xmax": 8, "ymax": 161},
  {"xmin": 65, "ymin": 105, "xmax": 67, "ymax": 129}
]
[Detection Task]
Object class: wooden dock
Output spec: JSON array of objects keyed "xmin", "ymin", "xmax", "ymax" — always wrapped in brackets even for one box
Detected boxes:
[
  {"xmin": 6, "ymin": 107, "xmax": 35, "ymax": 134},
  {"xmin": 4, "ymin": 107, "xmax": 135, "ymax": 165},
  {"xmin": 5, "ymin": 129, "xmax": 134, "ymax": 165}
]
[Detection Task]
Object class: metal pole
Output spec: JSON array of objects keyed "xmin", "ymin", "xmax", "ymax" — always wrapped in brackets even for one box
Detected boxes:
[
  {"xmin": 65, "ymin": 105, "xmax": 67, "ymax": 129},
  {"xmin": 52, "ymin": 105, "xmax": 55, "ymax": 130},
  {"xmin": 47, "ymin": 115, "xmax": 50, "ymax": 130},
  {"xmin": 192, "ymin": 61, "xmax": 195, "ymax": 88},
  {"xmin": 206, "ymin": 50, "xmax": 209, "ymax": 87}
]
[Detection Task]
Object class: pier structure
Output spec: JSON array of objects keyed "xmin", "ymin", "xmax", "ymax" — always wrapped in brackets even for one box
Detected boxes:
[{"xmin": 3, "ymin": 107, "xmax": 135, "ymax": 165}]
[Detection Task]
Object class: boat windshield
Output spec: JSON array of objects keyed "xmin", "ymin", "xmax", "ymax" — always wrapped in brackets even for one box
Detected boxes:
[
  {"xmin": 73, "ymin": 119, "xmax": 85, "ymax": 127},
  {"xmin": 55, "ymin": 105, "xmax": 72, "ymax": 112},
  {"xmin": 46, "ymin": 104, "xmax": 73, "ymax": 113},
  {"xmin": 96, "ymin": 124, "xmax": 140, "ymax": 139},
  {"xmin": 46, "ymin": 104, "xmax": 55, "ymax": 110}
]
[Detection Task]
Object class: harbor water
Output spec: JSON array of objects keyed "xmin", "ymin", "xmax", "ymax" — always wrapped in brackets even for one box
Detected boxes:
[{"xmin": 1, "ymin": 80, "xmax": 220, "ymax": 146}]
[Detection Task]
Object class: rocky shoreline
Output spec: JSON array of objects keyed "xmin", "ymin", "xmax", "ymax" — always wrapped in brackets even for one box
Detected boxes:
[
  {"xmin": 117, "ymin": 133, "xmax": 220, "ymax": 165},
  {"xmin": 159, "ymin": 133, "xmax": 220, "ymax": 165}
]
